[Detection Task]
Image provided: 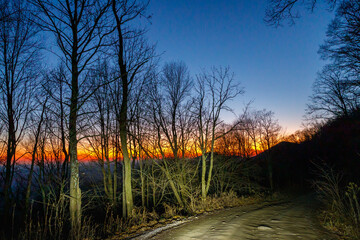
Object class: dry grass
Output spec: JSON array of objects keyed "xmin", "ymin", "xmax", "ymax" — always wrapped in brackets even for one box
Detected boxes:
[
  {"xmin": 313, "ymin": 164, "xmax": 360, "ymax": 239},
  {"xmin": 162, "ymin": 202, "xmax": 181, "ymax": 218},
  {"xmin": 19, "ymin": 192, "xmax": 97, "ymax": 240},
  {"xmin": 102, "ymin": 206, "xmax": 161, "ymax": 239}
]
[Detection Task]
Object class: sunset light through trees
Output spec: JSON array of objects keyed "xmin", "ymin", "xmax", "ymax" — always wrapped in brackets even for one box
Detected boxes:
[{"xmin": 0, "ymin": 0, "xmax": 359, "ymax": 239}]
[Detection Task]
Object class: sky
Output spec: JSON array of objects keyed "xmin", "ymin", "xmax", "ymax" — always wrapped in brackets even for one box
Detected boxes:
[{"xmin": 146, "ymin": 0, "xmax": 335, "ymax": 134}]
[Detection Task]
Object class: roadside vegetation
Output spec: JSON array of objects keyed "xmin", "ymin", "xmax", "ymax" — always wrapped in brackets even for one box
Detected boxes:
[
  {"xmin": 15, "ymin": 155, "xmax": 279, "ymax": 240},
  {"xmin": 314, "ymin": 164, "xmax": 360, "ymax": 239}
]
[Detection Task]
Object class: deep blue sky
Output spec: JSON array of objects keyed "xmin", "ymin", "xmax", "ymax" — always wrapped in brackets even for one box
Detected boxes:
[{"xmin": 146, "ymin": 0, "xmax": 334, "ymax": 134}]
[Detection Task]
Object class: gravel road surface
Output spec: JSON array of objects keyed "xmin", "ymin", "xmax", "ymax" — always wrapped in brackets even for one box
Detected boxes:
[{"xmin": 136, "ymin": 195, "xmax": 337, "ymax": 240}]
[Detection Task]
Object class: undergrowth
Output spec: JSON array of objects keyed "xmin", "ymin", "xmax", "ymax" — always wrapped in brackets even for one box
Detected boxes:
[{"xmin": 313, "ymin": 164, "xmax": 360, "ymax": 239}]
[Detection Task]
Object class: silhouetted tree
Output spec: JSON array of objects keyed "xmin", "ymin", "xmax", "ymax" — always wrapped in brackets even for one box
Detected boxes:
[
  {"xmin": 265, "ymin": 0, "xmax": 337, "ymax": 26},
  {"xmin": 319, "ymin": 1, "xmax": 360, "ymax": 77},
  {"xmin": 148, "ymin": 61, "xmax": 192, "ymax": 207},
  {"xmin": 160, "ymin": 61, "xmax": 192, "ymax": 161},
  {"xmin": 258, "ymin": 109, "xmax": 281, "ymax": 190},
  {"xmin": 318, "ymin": 1, "xmax": 360, "ymax": 118},
  {"xmin": 127, "ymin": 68, "xmax": 154, "ymax": 208},
  {"xmin": 244, "ymin": 110, "xmax": 262, "ymax": 156},
  {"xmin": 307, "ymin": 64, "xmax": 359, "ymax": 119},
  {"xmin": 0, "ymin": 0, "xmax": 40, "ymax": 228},
  {"xmin": 43, "ymin": 65, "xmax": 71, "ymax": 187},
  {"xmin": 86, "ymin": 60, "xmax": 118, "ymax": 205},
  {"xmin": 266, "ymin": 0, "xmax": 360, "ymax": 120}
]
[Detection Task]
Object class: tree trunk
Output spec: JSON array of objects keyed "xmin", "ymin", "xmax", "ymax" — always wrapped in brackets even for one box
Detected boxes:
[
  {"xmin": 140, "ymin": 160, "xmax": 145, "ymax": 208},
  {"xmin": 119, "ymin": 78, "xmax": 133, "ymax": 217},
  {"xmin": 4, "ymin": 92, "xmax": 16, "ymax": 227},
  {"xmin": 201, "ymin": 153, "xmax": 207, "ymax": 200},
  {"xmin": 162, "ymin": 161, "xmax": 184, "ymax": 207},
  {"xmin": 113, "ymin": 151, "xmax": 118, "ymax": 206},
  {"xmin": 25, "ymin": 100, "xmax": 47, "ymax": 212},
  {"xmin": 69, "ymin": 53, "xmax": 81, "ymax": 228},
  {"xmin": 205, "ymin": 134, "xmax": 216, "ymax": 196}
]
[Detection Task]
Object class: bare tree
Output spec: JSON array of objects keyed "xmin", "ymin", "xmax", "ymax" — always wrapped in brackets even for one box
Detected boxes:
[
  {"xmin": 267, "ymin": 0, "xmax": 360, "ymax": 122},
  {"xmin": 307, "ymin": 64, "xmax": 359, "ymax": 119},
  {"xmin": 25, "ymin": 95, "xmax": 48, "ymax": 213},
  {"xmin": 159, "ymin": 61, "xmax": 192, "ymax": 161},
  {"xmin": 194, "ymin": 66, "xmax": 244, "ymax": 200},
  {"xmin": 30, "ymin": 0, "xmax": 113, "ymax": 227},
  {"xmin": 147, "ymin": 61, "xmax": 192, "ymax": 207},
  {"xmin": 127, "ymin": 69, "xmax": 154, "ymax": 208},
  {"xmin": 43, "ymin": 65, "xmax": 71, "ymax": 186},
  {"xmin": 319, "ymin": 1, "xmax": 360, "ymax": 77},
  {"xmin": 0, "ymin": 0, "xmax": 40, "ymax": 225},
  {"xmin": 85, "ymin": 60, "xmax": 118, "ymax": 205},
  {"xmin": 111, "ymin": 0, "xmax": 155, "ymax": 218},
  {"xmin": 258, "ymin": 109, "xmax": 281, "ymax": 190},
  {"xmin": 265, "ymin": 0, "xmax": 337, "ymax": 27},
  {"xmin": 244, "ymin": 110, "xmax": 262, "ymax": 156}
]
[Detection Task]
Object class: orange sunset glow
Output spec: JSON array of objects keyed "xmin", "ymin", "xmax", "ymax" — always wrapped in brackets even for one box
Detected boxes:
[{"xmin": 13, "ymin": 135, "xmax": 269, "ymax": 164}]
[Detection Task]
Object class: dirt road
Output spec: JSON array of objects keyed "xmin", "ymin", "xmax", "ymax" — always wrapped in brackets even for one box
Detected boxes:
[{"xmin": 136, "ymin": 195, "xmax": 337, "ymax": 240}]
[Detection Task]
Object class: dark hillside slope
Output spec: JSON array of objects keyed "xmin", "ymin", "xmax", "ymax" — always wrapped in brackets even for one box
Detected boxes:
[
  {"xmin": 310, "ymin": 112, "xmax": 360, "ymax": 182},
  {"xmin": 249, "ymin": 141, "xmax": 310, "ymax": 189},
  {"xmin": 248, "ymin": 111, "xmax": 360, "ymax": 190}
]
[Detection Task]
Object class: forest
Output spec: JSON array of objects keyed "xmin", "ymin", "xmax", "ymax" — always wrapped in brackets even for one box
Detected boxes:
[{"xmin": 0, "ymin": 0, "xmax": 359, "ymax": 239}]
